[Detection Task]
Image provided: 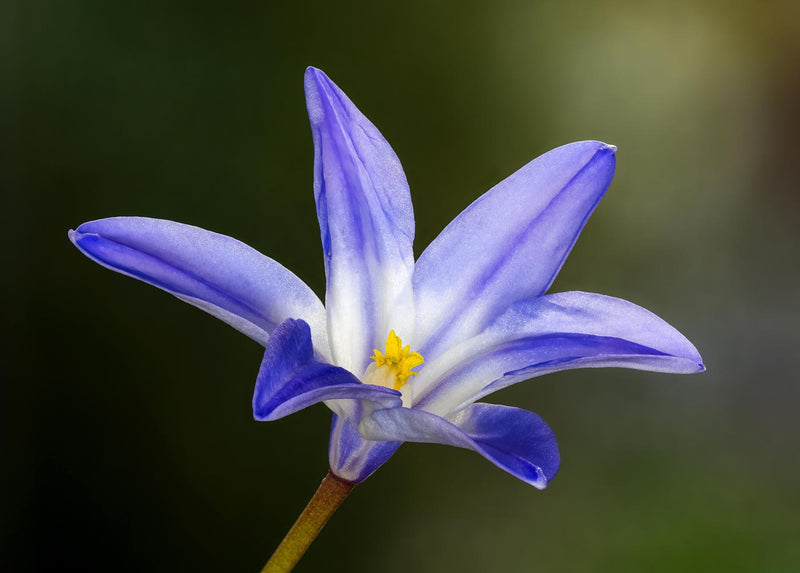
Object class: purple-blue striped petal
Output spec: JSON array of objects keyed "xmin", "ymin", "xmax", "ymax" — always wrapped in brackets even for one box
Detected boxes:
[
  {"xmin": 69, "ymin": 217, "xmax": 329, "ymax": 355},
  {"xmin": 253, "ymin": 319, "xmax": 401, "ymax": 421},
  {"xmin": 328, "ymin": 406, "xmax": 402, "ymax": 483},
  {"xmin": 361, "ymin": 403, "xmax": 560, "ymax": 488},
  {"xmin": 413, "ymin": 141, "xmax": 616, "ymax": 360},
  {"xmin": 413, "ymin": 291, "xmax": 704, "ymax": 415},
  {"xmin": 305, "ymin": 67, "xmax": 415, "ymax": 374}
]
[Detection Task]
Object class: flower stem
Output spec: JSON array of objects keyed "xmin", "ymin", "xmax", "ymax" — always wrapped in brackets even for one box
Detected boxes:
[{"xmin": 261, "ymin": 471, "xmax": 355, "ymax": 572}]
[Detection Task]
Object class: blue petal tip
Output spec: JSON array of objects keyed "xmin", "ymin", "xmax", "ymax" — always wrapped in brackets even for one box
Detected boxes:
[
  {"xmin": 67, "ymin": 228, "xmax": 83, "ymax": 247},
  {"xmin": 304, "ymin": 66, "xmax": 327, "ymax": 85}
]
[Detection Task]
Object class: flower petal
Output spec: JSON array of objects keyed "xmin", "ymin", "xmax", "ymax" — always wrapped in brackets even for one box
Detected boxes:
[
  {"xmin": 328, "ymin": 408, "xmax": 402, "ymax": 483},
  {"xmin": 69, "ymin": 217, "xmax": 329, "ymax": 356},
  {"xmin": 360, "ymin": 403, "xmax": 560, "ymax": 488},
  {"xmin": 253, "ymin": 319, "xmax": 401, "ymax": 421},
  {"xmin": 305, "ymin": 67, "xmax": 415, "ymax": 373},
  {"xmin": 413, "ymin": 141, "xmax": 616, "ymax": 360},
  {"xmin": 413, "ymin": 291, "xmax": 705, "ymax": 415}
]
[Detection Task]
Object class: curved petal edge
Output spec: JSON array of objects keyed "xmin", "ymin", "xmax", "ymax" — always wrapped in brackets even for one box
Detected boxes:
[
  {"xmin": 253, "ymin": 319, "xmax": 401, "ymax": 421},
  {"xmin": 305, "ymin": 67, "xmax": 415, "ymax": 373},
  {"xmin": 413, "ymin": 291, "xmax": 704, "ymax": 415},
  {"xmin": 69, "ymin": 217, "xmax": 329, "ymax": 356},
  {"xmin": 413, "ymin": 141, "xmax": 617, "ymax": 359},
  {"xmin": 360, "ymin": 403, "xmax": 560, "ymax": 488}
]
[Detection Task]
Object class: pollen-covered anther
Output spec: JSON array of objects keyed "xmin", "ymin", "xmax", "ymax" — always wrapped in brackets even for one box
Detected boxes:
[{"xmin": 366, "ymin": 330, "xmax": 424, "ymax": 391}]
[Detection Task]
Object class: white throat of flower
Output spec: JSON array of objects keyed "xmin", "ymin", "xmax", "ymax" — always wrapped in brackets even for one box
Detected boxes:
[{"xmin": 363, "ymin": 330, "xmax": 424, "ymax": 406}]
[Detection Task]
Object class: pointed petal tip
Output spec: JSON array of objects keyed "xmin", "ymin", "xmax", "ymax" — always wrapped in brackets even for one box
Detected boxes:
[
  {"xmin": 304, "ymin": 66, "xmax": 325, "ymax": 83},
  {"xmin": 68, "ymin": 221, "xmax": 112, "ymax": 254},
  {"xmin": 590, "ymin": 141, "xmax": 616, "ymax": 161},
  {"xmin": 304, "ymin": 67, "xmax": 332, "ymax": 125},
  {"xmin": 68, "ymin": 226, "xmax": 93, "ymax": 249},
  {"xmin": 675, "ymin": 355, "xmax": 705, "ymax": 374},
  {"xmin": 665, "ymin": 354, "xmax": 705, "ymax": 375},
  {"xmin": 577, "ymin": 140, "xmax": 616, "ymax": 163},
  {"xmin": 574, "ymin": 140, "xmax": 616, "ymax": 155},
  {"xmin": 304, "ymin": 66, "xmax": 335, "ymax": 93},
  {"xmin": 682, "ymin": 342, "xmax": 705, "ymax": 373},
  {"xmin": 527, "ymin": 471, "xmax": 549, "ymax": 490}
]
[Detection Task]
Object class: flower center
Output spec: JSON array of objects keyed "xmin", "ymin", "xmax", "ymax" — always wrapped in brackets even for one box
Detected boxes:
[{"xmin": 365, "ymin": 330, "xmax": 424, "ymax": 391}]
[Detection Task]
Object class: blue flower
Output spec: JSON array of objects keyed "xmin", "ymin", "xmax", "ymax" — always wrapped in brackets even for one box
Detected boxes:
[{"xmin": 70, "ymin": 68, "xmax": 704, "ymax": 488}]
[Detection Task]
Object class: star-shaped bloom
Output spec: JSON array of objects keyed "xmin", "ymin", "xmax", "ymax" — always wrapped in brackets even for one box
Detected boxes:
[{"xmin": 70, "ymin": 68, "xmax": 704, "ymax": 488}]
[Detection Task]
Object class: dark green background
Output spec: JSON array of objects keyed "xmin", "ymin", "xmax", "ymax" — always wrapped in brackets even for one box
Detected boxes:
[{"xmin": 5, "ymin": 0, "xmax": 799, "ymax": 571}]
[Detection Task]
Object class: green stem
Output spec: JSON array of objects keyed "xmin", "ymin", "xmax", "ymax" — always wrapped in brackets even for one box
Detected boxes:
[{"xmin": 262, "ymin": 471, "xmax": 355, "ymax": 572}]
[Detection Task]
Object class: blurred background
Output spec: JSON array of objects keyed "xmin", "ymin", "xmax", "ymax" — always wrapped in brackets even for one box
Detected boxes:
[{"xmin": 4, "ymin": 0, "xmax": 799, "ymax": 571}]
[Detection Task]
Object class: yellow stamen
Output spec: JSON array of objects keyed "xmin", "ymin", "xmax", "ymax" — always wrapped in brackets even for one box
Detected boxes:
[{"xmin": 370, "ymin": 330, "xmax": 424, "ymax": 390}]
